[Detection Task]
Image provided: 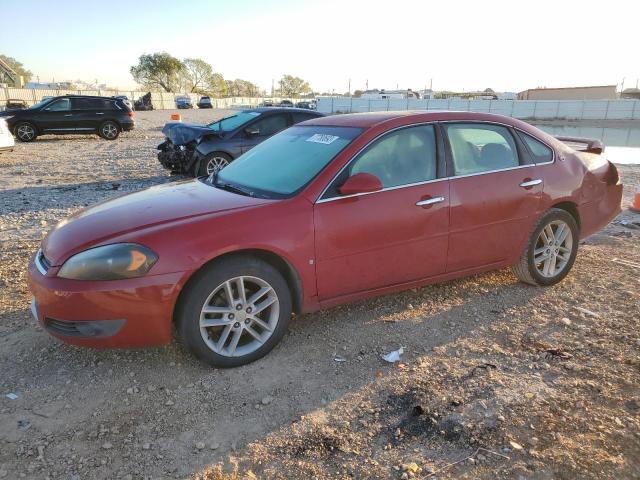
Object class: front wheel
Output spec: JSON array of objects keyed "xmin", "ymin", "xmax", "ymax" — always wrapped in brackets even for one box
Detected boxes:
[
  {"xmin": 14, "ymin": 122, "xmax": 37, "ymax": 142},
  {"xmin": 98, "ymin": 121, "xmax": 120, "ymax": 140},
  {"xmin": 512, "ymin": 208, "xmax": 579, "ymax": 286},
  {"xmin": 196, "ymin": 152, "xmax": 231, "ymax": 177},
  {"xmin": 176, "ymin": 256, "xmax": 292, "ymax": 367}
]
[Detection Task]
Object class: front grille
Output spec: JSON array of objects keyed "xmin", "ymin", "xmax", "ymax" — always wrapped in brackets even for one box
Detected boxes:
[{"xmin": 45, "ymin": 318, "xmax": 83, "ymax": 337}]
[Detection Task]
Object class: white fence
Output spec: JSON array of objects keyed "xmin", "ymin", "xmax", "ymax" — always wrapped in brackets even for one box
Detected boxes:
[
  {"xmin": 0, "ymin": 88, "xmax": 304, "ymax": 110},
  {"xmin": 317, "ymin": 97, "xmax": 640, "ymax": 121}
]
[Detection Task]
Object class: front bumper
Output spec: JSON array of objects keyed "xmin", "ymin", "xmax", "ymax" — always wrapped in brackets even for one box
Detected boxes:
[
  {"xmin": 157, "ymin": 141, "xmax": 195, "ymax": 173},
  {"xmin": 27, "ymin": 253, "xmax": 189, "ymax": 348}
]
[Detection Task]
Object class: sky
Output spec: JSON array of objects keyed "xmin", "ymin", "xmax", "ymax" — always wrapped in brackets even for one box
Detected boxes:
[{"xmin": 0, "ymin": 0, "xmax": 637, "ymax": 94}]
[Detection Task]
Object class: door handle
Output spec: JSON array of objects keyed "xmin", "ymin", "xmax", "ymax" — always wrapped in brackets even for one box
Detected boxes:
[
  {"xmin": 416, "ymin": 196, "xmax": 445, "ymax": 207},
  {"xmin": 519, "ymin": 179, "xmax": 542, "ymax": 188},
  {"xmin": 96, "ymin": 112, "xmax": 104, "ymax": 115},
  {"xmin": 64, "ymin": 114, "xmax": 72, "ymax": 117}
]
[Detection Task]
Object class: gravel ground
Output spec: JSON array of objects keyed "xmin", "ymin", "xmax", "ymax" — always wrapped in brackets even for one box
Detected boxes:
[{"xmin": 0, "ymin": 110, "xmax": 638, "ymax": 480}]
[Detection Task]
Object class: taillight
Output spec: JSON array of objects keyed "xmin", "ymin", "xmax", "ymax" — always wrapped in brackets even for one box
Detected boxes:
[
  {"xmin": 127, "ymin": 111, "xmax": 134, "ymax": 117},
  {"xmin": 606, "ymin": 161, "xmax": 619, "ymax": 185}
]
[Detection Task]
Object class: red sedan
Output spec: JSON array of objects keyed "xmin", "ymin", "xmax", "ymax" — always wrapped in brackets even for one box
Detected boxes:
[{"xmin": 28, "ymin": 111, "xmax": 623, "ymax": 367}]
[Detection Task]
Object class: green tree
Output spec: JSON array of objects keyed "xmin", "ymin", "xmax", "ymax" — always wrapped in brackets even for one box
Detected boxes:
[
  {"xmin": 278, "ymin": 74, "xmax": 311, "ymax": 97},
  {"xmin": 0, "ymin": 55, "xmax": 32, "ymax": 83},
  {"xmin": 181, "ymin": 58, "xmax": 218, "ymax": 93},
  {"xmin": 130, "ymin": 52, "xmax": 183, "ymax": 92}
]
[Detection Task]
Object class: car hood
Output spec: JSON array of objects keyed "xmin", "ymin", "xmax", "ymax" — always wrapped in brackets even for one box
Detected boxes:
[
  {"xmin": 161, "ymin": 121, "xmax": 219, "ymax": 145},
  {"xmin": 42, "ymin": 179, "xmax": 271, "ymax": 266},
  {"xmin": 0, "ymin": 109, "xmax": 21, "ymax": 117}
]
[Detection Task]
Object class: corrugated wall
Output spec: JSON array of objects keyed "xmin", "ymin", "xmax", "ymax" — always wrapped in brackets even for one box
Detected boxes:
[{"xmin": 317, "ymin": 97, "xmax": 640, "ymax": 120}]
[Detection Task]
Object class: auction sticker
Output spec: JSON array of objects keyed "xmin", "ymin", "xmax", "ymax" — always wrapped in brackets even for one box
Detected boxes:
[{"xmin": 306, "ymin": 134, "xmax": 339, "ymax": 144}]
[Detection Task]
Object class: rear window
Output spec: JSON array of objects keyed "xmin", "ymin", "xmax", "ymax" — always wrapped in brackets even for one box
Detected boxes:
[
  {"xmin": 519, "ymin": 132, "xmax": 554, "ymax": 164},
  {"xmin": 292, "ymin": 112, "xmax": 318, "ymax": 123}
]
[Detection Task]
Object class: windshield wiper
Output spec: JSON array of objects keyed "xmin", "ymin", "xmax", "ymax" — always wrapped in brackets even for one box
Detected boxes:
[{"xmin": 208, "ymin": 171, "xmax": 253, "ymax": 197}]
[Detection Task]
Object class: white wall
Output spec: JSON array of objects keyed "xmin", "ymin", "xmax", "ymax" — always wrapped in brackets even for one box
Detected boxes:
[{"xmin": 317, "ymin": 97, "xmax": 640, "ymax": 120}]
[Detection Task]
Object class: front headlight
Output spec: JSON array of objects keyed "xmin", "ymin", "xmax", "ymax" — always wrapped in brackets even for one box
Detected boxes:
[{"xmin": 58, "ymin": 243, "xmax": 158, "ymax": 280}]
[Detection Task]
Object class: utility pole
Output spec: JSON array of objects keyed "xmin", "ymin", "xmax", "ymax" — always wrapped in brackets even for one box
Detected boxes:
[
  {"xmin": 271, "ymin": 78, "xmax": 274, "ymax": 97},
  {"xmin": 348, "ymin": 78, "xmax": 351, "ymax": 96}
]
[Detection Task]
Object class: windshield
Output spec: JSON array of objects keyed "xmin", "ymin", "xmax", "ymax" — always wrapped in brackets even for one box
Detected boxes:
[
  {"xmin": 207, "ymin": 111, "xmax": 261, "ymax": 132},
  {"xmin": 213, "ymin": 125, "xmax": 363, "ymax": 198},
  {"xmin": 29, "ymin": 99, "xmax": 51, "ymax": 110}
]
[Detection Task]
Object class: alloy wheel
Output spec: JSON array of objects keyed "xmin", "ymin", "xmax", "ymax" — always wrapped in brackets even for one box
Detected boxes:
[
  {"xmin": 102, "ymin": 123, "xmax": 118, "ymax": 139},
  {"xmin": 206, "ymin": 156, "xmax": 230, "ymax": 175},
  {"xmin": 17, "ymin": 124, "xmax": 35, "ymax": 141},
  {"xmin": 199, "ymin": 276, "xmax": 280, "ymax": 357},
  {"xmin": 534, "ymin": 220, "xmax": 573, "ymax": 278}
]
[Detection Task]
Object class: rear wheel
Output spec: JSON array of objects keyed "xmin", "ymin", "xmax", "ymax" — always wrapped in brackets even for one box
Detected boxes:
[
  {"xmin": 197, "ymin": 152, "xmax": 231, "ymax": 177},
  {"xmin": 98, "ymin": 121, "xmax": 120, "ymax": 140},
  {"xmin": 176, "ymin": 256, "xmax": 292, "ymax": 367},
  {"xmin": 512, "ymin": 208, "xmax": 579, "ymax": 286},
  {"xmin": 14, "ymin": 122, "xmax": 37, "ymax": 142}
]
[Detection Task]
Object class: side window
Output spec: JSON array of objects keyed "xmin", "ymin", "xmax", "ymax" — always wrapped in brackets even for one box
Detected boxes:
[
  {"xmin": 519, "ymin": 132, "xmax": 553, "ymax": 164},
  {"xmin": 348, "ymin": 125, "xmax": 437, "ymax": 189},
  {"xmin": 445, "ymin": 123, "xmax": 519, "ymax": 175},
  {"xmin": 292, "ymin": 112, "xmax": 316, "ymax": 124},
  {"xmin": 46, "ymin": 98, "xmax": 71, "ymax": 111},
  {"xmin": 251, "ymin": 114, "xmax": 288, "ymax": 137},
  {"xmin": 72, "ymin": 98, "xmax": 110, "ymax": 110}
]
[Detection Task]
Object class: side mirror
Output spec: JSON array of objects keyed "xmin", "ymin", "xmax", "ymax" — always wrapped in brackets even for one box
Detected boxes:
[
  {"xmin": 339, "ymin": 172, "xmax": 383, "ymax": 196},
  {"xmin": 245, "ymin": 127, "xmax": 259, "ymax": 137}
]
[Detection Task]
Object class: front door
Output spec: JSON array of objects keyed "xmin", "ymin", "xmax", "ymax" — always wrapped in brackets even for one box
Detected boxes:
[
  {"xmin": 442, "ymin": 122, "xmax": 543, "ymax": 272},
  {"xmin": 35, "ymin": 97, "xmax": 74, "ymax": 132},
  {"xmin": 314, "ymin": 124, "xmax": 449, "ymax": 300}
]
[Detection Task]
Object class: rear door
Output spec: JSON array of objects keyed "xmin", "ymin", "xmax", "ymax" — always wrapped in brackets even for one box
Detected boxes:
[
  {"xmin": 71, "ymin": 98, "xmax": 111, "ymax": 131},
  {"xmin": 239, "ymin": 113, "xmax": 289, "ymax": 153},
  {"xmin": 443, "ymin": 122, "xmax": 542, "ymax": 272},
  {"xmin": 314, "ymin": 124, "xmax": 449, "ymax": 300}
]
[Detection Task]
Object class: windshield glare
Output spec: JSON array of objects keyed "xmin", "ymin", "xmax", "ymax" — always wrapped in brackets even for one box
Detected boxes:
[
  {"xmin": 214, "ymin": 125, "xmax": 363, "ymax": 198},
  {"xmin": 29, "ymin": 99, "xmax": 51, "ymax": 110},
  {"xmin": 207, "ymin": 111, "xmax": 261, "ymax": 132}
]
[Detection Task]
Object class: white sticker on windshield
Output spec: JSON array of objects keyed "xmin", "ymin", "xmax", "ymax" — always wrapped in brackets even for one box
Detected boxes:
[{"xmin": 306, "ymin": 134, "xmax": 339, "ymax": 145}]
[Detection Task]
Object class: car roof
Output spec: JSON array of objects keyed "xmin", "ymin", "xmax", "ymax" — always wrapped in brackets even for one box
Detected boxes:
[
  {"xmin": 243, "ymin": 107, "xmax": 323, "ymax": 114},
  {"xmin": 302, "ymin": 110, "xmax": 528, "ymax": 129}
]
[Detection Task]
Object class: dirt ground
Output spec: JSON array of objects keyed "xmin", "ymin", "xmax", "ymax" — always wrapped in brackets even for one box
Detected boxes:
[{"xmin": 0, "ymin": 110, "xmax": 638, "ymax": 480}]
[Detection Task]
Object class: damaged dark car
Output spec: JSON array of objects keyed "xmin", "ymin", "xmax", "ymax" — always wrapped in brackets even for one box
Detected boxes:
[{"xmin": 157, "ymin": 107, "xmax": 324, "ymax": 176}]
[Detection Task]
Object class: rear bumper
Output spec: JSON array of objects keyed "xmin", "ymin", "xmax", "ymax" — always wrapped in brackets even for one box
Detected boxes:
[
  {"xmin": 578, "ymin": 182, "xmax": 623, "ymax": 238},
  {"xmin": 121, "ymin": 121, "xmax": 135, "ymax": 132},
  {"xmin": 27, "ymin": 255, "xmax": 189, "ymax": 348}
]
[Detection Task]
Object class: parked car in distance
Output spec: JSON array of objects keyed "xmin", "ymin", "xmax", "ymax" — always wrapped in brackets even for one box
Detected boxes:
[
  {"xmin": 113, "ymin": 95, "xmax": 133, "ymax": 110},
  {"xmin": 278, "ymin": 99, "xmax": 294, "ymax": 107},
  {"xmin": 28, "ymin": 111, "xmax": 622, "ymax": 367},
  {"xmin": 134, "ymin": 92, "xmax": 154, "ymax": 111},
  {"xmin": 0, "ymin": 118, "xmax": 14, "ymax": 153},
  {"xmin": 5, "ymin": 99, "xmax": 28, "ymax": 111},
  {"xmin": 197, "ymin": 96, "xmax": 213, "ymax": 109},
  {"xmin": 157, "ymin": 107, "xmax": 324, "ymax": 176},
  {"xmin": 258, "ymin": 100, "xmax": 275, "ymax": 107},
  {"xmin": 0, "ymin": 95, "xmax": 134, "ymax": 142},
  {"xmin": 175, "ymin": 96, "xmax": 193, "ymax": 109},
  {"xmin": 295, "ymin": 100, "xmax": 317, "ymax": 110}
]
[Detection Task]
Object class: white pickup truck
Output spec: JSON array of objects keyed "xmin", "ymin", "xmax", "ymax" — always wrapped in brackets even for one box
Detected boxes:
[{"xmin": 0, "ymin": 118, "xmax": 15, "ymax": 154}]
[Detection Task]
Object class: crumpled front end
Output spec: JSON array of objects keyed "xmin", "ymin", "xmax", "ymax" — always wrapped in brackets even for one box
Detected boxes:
[{"xmin": 157, "ymin": 139, "xmax": 196, "ymax": 173}]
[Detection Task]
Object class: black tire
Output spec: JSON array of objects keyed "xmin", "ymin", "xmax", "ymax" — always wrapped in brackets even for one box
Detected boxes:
[
  {"xmin": 14, "ymin": 122, "xmax": 37, "ymax": 142},
  {"xmin": 196, "ymin": 152, "xmax": 232, "ymax": 177},
  {"xmin": 98, "ymin": 121, "xmax": 120, "ymax": 140},
  {"xmin": 176, "ymin": 256, "xmax": 292, "ymax": 368},
  {"xmin": 512, "ymin": 208, "xmax": 579, "ymax": 286}
]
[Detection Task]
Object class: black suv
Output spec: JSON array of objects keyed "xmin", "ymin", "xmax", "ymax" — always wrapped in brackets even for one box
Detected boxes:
[{"xmin": 0, "ymin": 95, "xmax": 135, "ymax": 142}]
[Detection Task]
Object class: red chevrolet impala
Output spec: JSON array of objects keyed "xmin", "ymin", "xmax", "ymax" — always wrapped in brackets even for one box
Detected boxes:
[{"xmin": 28, "ymin": 111, "xmax": 623, "ymax": 367}]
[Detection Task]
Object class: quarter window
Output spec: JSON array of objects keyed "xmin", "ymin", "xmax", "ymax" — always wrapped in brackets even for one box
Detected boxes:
[
  {"xmin": 520, "ymin": 132, "xmax": 553, "ymax": 164},
  {"xmin": 348, "ymin": 125, "xmax": 437, "ymax": 189},
  {"xmin": 445, "ymin": 123, "xmax": 519, "ymax": 175}
]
